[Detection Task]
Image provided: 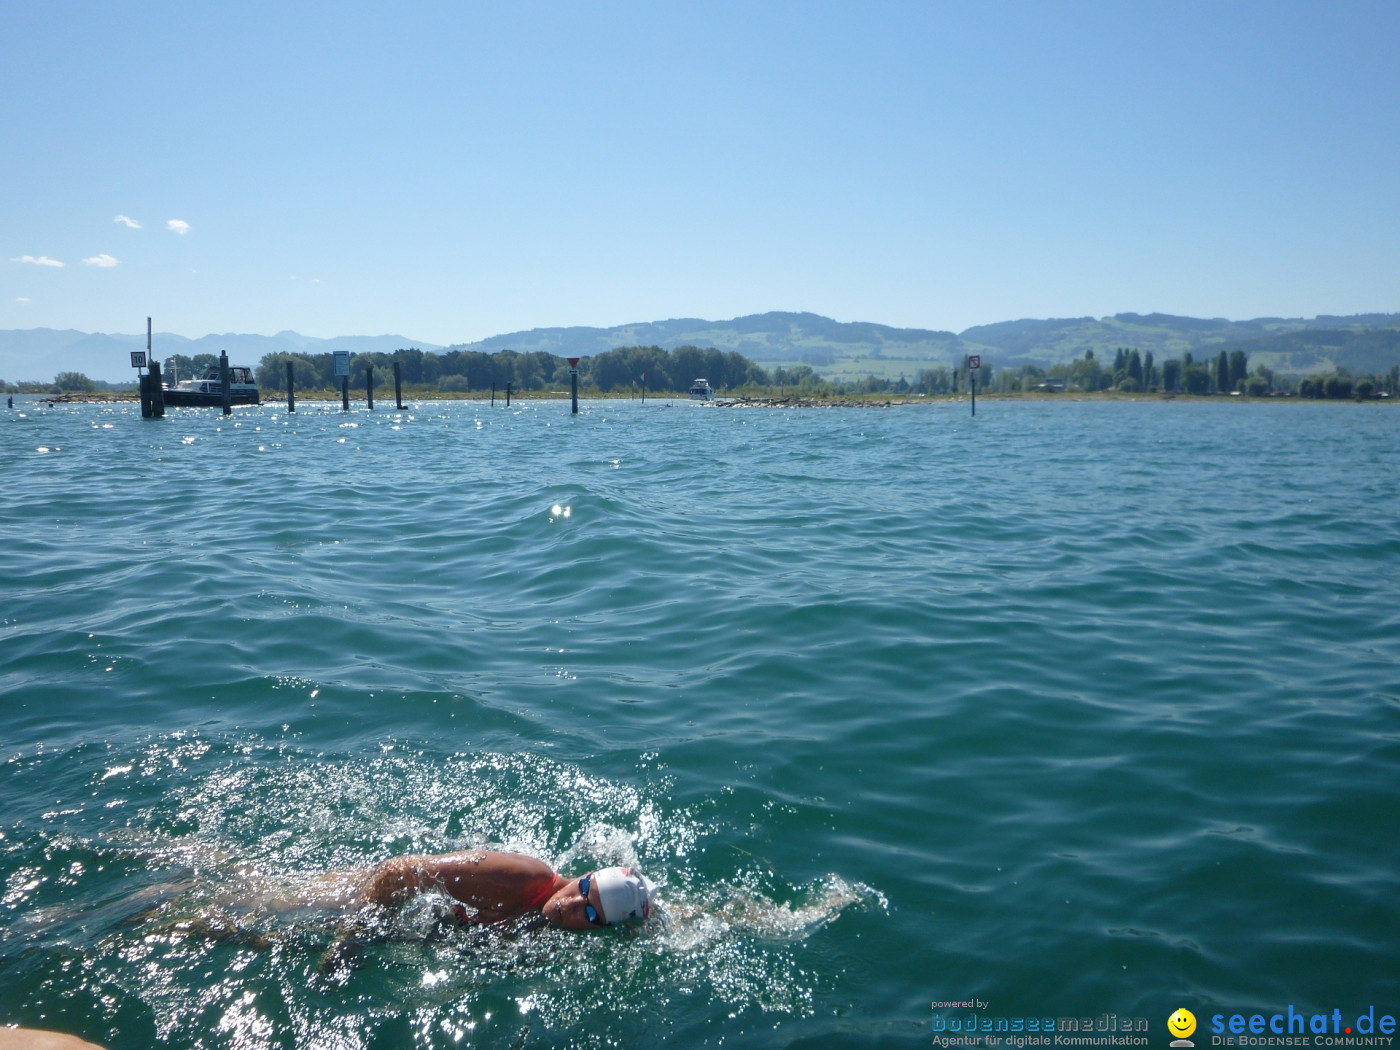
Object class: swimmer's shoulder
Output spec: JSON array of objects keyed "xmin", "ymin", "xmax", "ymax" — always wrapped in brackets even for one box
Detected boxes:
[{"xmin": 0, "ymin": 1027, "xmax": 109, "ymax": 1050}]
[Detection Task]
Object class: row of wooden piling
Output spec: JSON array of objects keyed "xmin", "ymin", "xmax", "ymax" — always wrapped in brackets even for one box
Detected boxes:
[
  {"xmin": 141, "ymin": 358, "xmax": 529, "ymax": 417},
  {"xmin": 292, "ymin": 363, "xmax": 516, "ymax": 412}
]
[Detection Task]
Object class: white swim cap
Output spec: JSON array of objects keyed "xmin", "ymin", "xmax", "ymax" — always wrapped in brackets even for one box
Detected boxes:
[{"xmin": 593, "ymin": 866, "xmax": 654, "ymax": 924}]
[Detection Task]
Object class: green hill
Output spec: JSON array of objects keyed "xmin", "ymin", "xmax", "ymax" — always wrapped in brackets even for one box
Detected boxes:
[
  {"xmin": 456, "ymin": 310, "xmax": 1400, "ymax": 379},
  {"xmin": 1210, "ymin": 327, "xmax": 1400, "ymax": 376},
  {"xmin": 959, "ymin": 312, "xmax": 1400, "ymax": 368},
  {"xmin": 453, "ymin": 311, "xmax": 964, "ymax": 366}
]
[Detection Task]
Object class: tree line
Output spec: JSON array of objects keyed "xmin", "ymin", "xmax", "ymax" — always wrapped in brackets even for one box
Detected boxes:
[
  {"xmin": 8, "ymin": 343, "xmax": 1400, "ymax": 400},
  {"xmin": 967, "ymin": 347, "xmax": 1400, "ymax": 399},
  {"xmin": 230, "ymin": 344, "xmax": 768, "ymax": 396}
]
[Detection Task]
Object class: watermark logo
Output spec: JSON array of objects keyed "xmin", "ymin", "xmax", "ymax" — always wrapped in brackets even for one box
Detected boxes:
[
  {"xmin": 1207, "ymin": 1004, "xmax": 1396, "ymax": 1045},
  {"xmin": 1170, "ymin": 1009, "xmax": 1198, "ymax": 1048},
  {"xmin": 928, "ymin": 1003, "xmax": 1149, "ymax": 1047}
]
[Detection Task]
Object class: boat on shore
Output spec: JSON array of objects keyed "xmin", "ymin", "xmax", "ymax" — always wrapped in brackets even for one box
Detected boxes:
[{"xmin": 163, "ymin": 364, "xmax": 261, "ymax": 407}]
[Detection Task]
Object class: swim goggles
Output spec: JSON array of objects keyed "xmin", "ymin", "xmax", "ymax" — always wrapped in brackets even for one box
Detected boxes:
[{"xmin": 578, "ymin": 873, "xmax": 606, "ymax": 926}]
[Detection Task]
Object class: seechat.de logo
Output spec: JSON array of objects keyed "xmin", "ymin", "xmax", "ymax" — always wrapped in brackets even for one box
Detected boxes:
[{"xmin": 1170, "ymin": 1009, "xmax": 1198, "ymax": 1047}]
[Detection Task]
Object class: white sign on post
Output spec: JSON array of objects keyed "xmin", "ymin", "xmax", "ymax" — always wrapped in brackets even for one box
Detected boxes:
[
  {"xmin": 333, "ymin": 350, "xmax": 351, "ymax": 377},
  {"xmin": 967, "ymin": 355, "xmax": 981, "ymax": 370}
]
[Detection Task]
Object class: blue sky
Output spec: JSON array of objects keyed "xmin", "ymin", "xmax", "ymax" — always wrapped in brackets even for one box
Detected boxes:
[{"xmin": 3, "ymin": 1, "xmax": 1397, "ymax": 344}]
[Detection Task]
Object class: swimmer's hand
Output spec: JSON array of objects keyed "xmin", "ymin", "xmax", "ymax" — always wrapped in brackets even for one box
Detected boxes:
[{"xmin": 317, "ymin": 933, "xmax": 361, "ymax": 981}]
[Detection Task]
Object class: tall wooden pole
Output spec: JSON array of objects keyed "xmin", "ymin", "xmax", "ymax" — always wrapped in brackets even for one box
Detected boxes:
[{"xmin": 219, "ymin": 351, "xmax": 232, "ymax": 416}]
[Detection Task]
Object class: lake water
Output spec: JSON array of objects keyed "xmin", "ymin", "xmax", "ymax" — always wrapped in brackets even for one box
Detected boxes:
[{"xmin": 2, "ymin": 395, "xmax": 1397, "ymax": 1050}]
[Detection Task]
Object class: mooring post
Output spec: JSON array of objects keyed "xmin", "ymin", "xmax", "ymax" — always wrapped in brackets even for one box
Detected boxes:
[
  {"xmin": 138, "ymin": 317, "xmax": 160, "ymax": 418},
  {"xmin": 506, "ymin": 382, "xmax": 512, "ymax": 407},
  {"xmin": 287, "ymin": 360, "xmax": 296, "ymax": 412},
  {"xmin": 393, "ymin": 361, "xmax": 404, "ymax": 410},
  {"xmin": 568, "ymin": 357, "xmax": 580, "ymax": 415},
  {"xmin": 341, "ymin": 375, "xmax": 349, "ymax": 412},
  {"xmin": 219, "ymin": 351, "xmax": 232, "ymax": 416},
  {"xmin": 150, "ymin": 357, "xmax": 165, "ymax": 417},
  {"xmin": 148, "ymin": 318, "xmax": 164, "ymax": 417},
  {"xmin": 367, "ymin": 365, "xmax": 374, "ymax": 411},
  {"xmin": 491, "ymin": 384, "xmax": 495, "ymax": 407}
]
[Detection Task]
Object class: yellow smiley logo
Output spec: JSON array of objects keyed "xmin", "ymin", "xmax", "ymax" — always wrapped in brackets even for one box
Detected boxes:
[{"xmin": 1169, "ymin": 1010, "xmax": 1197, "ymax": 1039}]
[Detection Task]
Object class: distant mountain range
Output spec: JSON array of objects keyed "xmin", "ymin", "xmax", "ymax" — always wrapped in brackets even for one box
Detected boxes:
[{"xmin": 4, "ymin": 310, "xmax": 1399, "ymax": 384}]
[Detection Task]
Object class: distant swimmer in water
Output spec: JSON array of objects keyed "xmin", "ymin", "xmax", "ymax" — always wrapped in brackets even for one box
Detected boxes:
[{"xmin": 354, "ymin": 849, "xmax": 656, "ymax": 929}]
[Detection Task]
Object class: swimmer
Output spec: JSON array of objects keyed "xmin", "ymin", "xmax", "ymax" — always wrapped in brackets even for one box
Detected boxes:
[
  {"xmin": 135, "ymin": 850, "xmax": 657, "ymax": 969},
  {"xmin": 357, "ymin": 850, "xmax": 655, "ymax": 930}
]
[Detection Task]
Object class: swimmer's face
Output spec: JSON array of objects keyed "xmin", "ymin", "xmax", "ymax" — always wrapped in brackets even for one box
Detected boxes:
[{"xmin": 543, "ymin": 873, "xmax": 605, "ymax": 930}]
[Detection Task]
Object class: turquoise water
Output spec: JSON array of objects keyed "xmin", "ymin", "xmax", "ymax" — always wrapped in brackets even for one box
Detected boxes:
[{"xmin": 2, "ymin": 396, "xmax": 1398, "ymax": 1049}]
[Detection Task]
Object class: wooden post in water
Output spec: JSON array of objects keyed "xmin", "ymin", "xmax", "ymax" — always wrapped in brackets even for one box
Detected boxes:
[
  {"xmin": 491, "ymin": 384, "xmax": 495, "ymax": 407},
  {"xmin": 139, "ymin": 317, "xmax": 164, "ymax": 418},
  {"xmin": 150, "ymin": 357, "xmax": 165, "ymax": 417},
  {"xmin": 366, "ymin": 365, "xmax": 374, "ymax": 410},
  {"xmin": 569, "ymin": 357, "xmax": 580, "ymax": 415},
  {"xmin": 147, "ymin": 319, "xmax": 163, "ymax": 417},
  {"xmin": 341, "ymin": 375, "xmax": 349, "ymax": 412},
  {"xmin": 219, "ymin": 351, "xmax": 232, "ymax": 416},
  {"xmin": 506, "ymin": 382, "xmax": 512, "ymax": 407},
  {"xmin": 393, "ymin": 361, "xmax": 404, "ymax": 410},
  {"xmin": 286, "ymin": 361, "xmax": 296, "ymax": 412}
]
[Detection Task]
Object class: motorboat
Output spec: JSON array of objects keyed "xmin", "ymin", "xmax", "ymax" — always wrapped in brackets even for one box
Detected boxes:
[
  {"xmin": 689, "ymin": 378, "xmax": 714, "ymax": 400},
  {"xmin": 163, "ymin": 364, "xmax": 261, "ymax": 406}
]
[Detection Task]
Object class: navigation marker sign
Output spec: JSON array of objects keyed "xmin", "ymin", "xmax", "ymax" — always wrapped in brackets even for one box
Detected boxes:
[{"xmin": 964, "ymin": 354, "xmax": 980, "ymax": 416}]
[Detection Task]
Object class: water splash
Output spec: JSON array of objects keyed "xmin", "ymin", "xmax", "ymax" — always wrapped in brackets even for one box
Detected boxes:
[{"xmin": 1, "ymin": 734, "xmax": 883, "ymax": 1047}]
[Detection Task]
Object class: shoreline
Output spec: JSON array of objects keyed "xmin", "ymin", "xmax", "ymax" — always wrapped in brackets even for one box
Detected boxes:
[{"xmin": 14, "ymin": 390, "xmax": 1395, "ymax": 408}]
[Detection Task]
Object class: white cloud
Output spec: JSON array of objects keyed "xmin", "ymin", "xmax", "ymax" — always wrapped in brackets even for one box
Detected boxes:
[
  {"xmin": 16, "ymin": 297, "xmax": 31, "ymax": 304},
  {"xmin": 166, "ymin": 219, "xmax": 190, "ymax": 235},
  {"xmin": 114, "ymin": 214, "xmax": 141, "ymax": 228},
  {"xmin": 82, "ymin": 253, "xmax": 120, "ymax": 267},
  {"xmin": 13, "ymin": 255, "xmax": 64, "ymax": 267}
]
